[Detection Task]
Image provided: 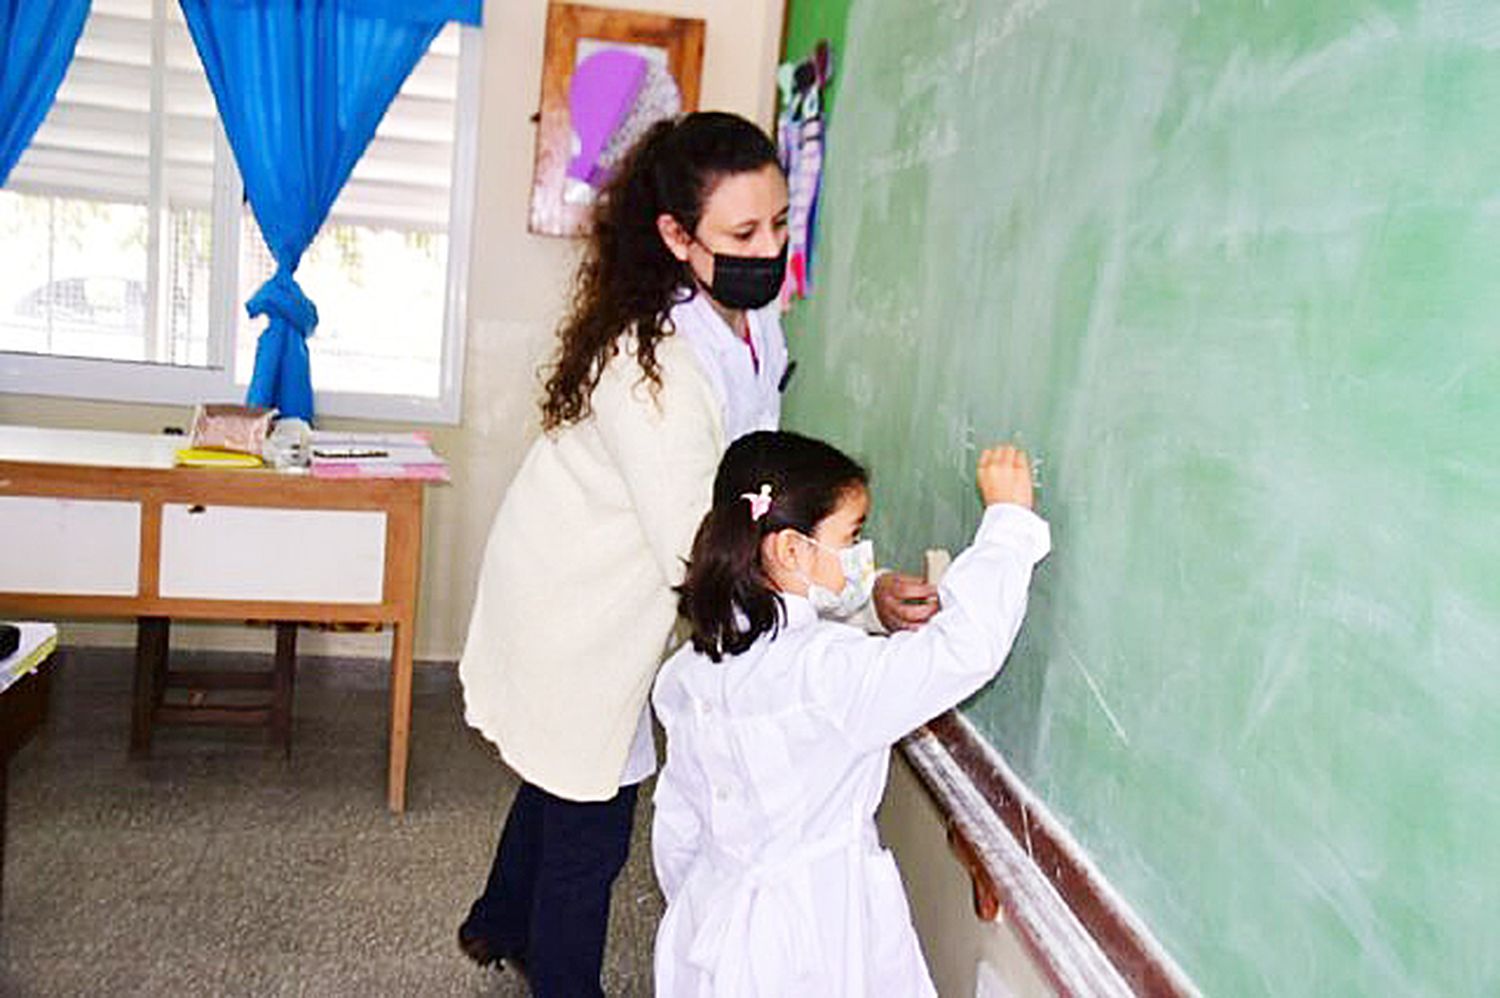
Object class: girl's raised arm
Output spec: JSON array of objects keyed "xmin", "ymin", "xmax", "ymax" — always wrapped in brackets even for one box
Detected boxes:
[{"xmin": 805, "ymin": 448, "xmax": 1049, "ymax": 753}]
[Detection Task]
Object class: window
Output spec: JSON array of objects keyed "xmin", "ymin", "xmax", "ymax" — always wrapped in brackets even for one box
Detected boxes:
[{"xmin": 0, "ymin": 0, "xmax": 479, "ymax": 423}]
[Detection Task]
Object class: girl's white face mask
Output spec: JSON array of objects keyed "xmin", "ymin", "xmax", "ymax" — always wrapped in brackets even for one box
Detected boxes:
[{"xmin": 800, "ymin": 536, "xmax": 877, "ymax": 618}]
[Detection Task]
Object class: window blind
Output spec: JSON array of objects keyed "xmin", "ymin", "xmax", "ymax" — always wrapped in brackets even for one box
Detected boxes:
[
  {"xmin": 6, "ymin": 0, "xmax": 217, "ymax": 210},
  {"xmin": 9, "ymin": 2, "xmax": 460, "ymax": 231},
  {"xmin": 331, "ymin": 24, "xmax": 461, "ymax": 232}
]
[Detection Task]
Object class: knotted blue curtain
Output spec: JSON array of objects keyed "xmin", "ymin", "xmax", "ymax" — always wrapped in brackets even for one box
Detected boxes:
[
  {"xmin": 1, "ymin": 0, "xmax": 91, "ymax": 186},
  {"xmin": 179, "ymin": 0, "xmax": 482, "ymax": 422}
]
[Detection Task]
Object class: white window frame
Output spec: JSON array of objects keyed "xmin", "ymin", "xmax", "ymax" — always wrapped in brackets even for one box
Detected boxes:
[{"xmin": 0, "ymin": 20, "xmax": 482, "ymax": 426}]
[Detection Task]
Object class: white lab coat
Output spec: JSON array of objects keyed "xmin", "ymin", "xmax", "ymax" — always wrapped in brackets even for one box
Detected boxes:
[
  {"xmin": 670, "ymin": 291, "xmax": 788, "ymax": 441},
  {"xmin": 651, "ymin": 504, "xmax": 1052, "ymax": 997}
]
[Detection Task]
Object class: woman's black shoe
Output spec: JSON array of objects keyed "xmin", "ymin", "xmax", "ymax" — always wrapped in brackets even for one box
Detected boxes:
[{"xmin": 457, "ymin": 925, "xmax": 527, "ymax": 977}]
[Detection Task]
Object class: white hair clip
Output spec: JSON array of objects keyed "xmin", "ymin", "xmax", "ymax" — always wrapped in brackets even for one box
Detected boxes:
[{"xmin": 741, "ymin": 483, "xmax": 773, "ymax": 522}]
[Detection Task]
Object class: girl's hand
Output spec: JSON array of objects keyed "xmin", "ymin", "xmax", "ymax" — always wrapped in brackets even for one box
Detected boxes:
[{"xmin": 977, "ymin": 445, "xmax": 1033, "ymax": 509}]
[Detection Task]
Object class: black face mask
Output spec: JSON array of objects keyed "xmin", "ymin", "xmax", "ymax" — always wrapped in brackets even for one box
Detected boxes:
[{"xmin": 695, "ymin": 240, "xmax": 788, "ymax": 311}]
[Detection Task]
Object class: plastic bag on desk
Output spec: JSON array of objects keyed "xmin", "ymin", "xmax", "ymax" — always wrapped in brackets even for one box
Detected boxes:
[{"xmin": 189, "ymin": 404, "xmax": 276, "ymax": 455}]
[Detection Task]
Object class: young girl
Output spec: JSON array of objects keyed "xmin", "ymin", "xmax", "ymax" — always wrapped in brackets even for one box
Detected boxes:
[{"xmin": 652, "ymin": 430, "xmax": 1050, "ymax": 997}]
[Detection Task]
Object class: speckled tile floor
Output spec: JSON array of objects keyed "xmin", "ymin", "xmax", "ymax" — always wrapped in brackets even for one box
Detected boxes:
[{"xmin": 0, "ymin": 647, "xmax": 663, "ymax": 997}]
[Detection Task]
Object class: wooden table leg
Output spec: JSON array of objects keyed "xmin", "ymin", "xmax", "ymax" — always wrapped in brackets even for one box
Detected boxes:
[
  {"xmin": 386, "ymin": 618, "xmax": 415, "ymax": 813},
  {"xmin": 272, "ymin": 623, "xmax": 297, "ymax": 760},
  {"xmin": 130, "ymin": 617, "xmax": 169, "ymax": 757},
  {"xmin": 383, "ymin": 481, "xmax": 424, "ymax": 814}
]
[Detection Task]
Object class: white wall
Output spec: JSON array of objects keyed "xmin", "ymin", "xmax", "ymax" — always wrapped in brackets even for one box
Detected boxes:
[
  {"xmin": 0, "ymin": 0, "xmax": 787, "ymax": 663},
  {"xmin": 879, "ymin": 753, "xmax": 1059, "ymax": 998}
]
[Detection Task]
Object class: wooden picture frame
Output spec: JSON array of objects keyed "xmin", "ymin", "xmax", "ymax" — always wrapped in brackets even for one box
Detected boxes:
[{"xmin": 529, "ymin": 3, "xmax": 706, "ymax": 237}]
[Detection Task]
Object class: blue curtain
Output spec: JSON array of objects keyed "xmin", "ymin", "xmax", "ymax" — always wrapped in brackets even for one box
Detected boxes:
[
  {"xmin": 1, "ymin": 1, "xmax": 91, "ymax": 187},
  {"xmin": 179, "ymin": 0, "xmax": 481, "ymax": 422}
]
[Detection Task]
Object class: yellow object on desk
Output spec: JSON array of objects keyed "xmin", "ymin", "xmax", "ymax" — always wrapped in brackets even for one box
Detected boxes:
[{"xmin": 174, "ymin": 447, "xmax": 264, "ymax": 469}]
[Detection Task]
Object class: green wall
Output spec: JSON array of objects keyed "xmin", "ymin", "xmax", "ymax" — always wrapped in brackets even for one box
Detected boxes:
[{"xmin": 781, "ymin": 1, "xmax": 1500, "ymax": 994}]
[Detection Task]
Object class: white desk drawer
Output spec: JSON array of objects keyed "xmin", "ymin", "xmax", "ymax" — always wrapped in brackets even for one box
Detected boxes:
[
  {"xmin": 0, "ymin": 495, "xmax": 142, "ymax": 595},
  {"xmin": 159, "ymin": 504, "xmax": 387, "ymax": 604}
]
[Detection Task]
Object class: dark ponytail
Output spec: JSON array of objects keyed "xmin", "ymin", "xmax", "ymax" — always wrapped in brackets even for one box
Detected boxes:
[{"xmin": 678, "ymin": 431, "xmax": 867, "ymax": 662}]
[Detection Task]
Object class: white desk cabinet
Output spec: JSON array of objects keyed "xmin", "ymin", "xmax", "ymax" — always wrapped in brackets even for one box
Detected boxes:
[
  {"xmin": 159, "ymin": 503, "xmax": 387, "ymax": 603},
  {"xmin": 0, "ymin": 495, "xmax": 142, "ymax": 596}
]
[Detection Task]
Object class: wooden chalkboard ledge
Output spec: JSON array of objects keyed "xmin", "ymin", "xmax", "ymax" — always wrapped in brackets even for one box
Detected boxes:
[{"xmin": 900, "ymin": 713, "xmax": 1199, "ymax": 997}]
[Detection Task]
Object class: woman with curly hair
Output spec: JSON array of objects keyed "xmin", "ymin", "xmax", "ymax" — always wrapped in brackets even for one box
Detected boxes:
[{"xmin": 455, "ymin": 111, "xmax": 794, "ymax": 996}]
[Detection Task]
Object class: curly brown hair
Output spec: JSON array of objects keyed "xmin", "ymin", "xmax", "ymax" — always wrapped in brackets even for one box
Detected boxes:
[{"xmin": 539, "ymin": 112, "xmax": 782, "ymax": 431}]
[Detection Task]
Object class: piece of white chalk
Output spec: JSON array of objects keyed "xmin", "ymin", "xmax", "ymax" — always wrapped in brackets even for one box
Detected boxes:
[{"xmin": 924, "ymin": 548, "xmax": 953, "ymax": 585}]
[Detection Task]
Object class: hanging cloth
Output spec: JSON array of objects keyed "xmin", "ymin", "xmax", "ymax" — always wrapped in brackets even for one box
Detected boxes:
[
  {"xmin": 776, "ymin": 40, "xmax": 833, "ymax": 308},
  {"xmin": 178, "ymin": 0, "xmax": 482, "ymax": 421},
  {"xmin": 0, "ymin": 0, "xmax": 91, "ymax": 186}
]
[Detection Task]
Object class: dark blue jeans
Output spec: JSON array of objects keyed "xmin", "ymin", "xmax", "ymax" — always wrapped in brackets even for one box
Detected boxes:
[{"xmin": 463, "ymin": 780, "xmax": 639, "ymax": 998}]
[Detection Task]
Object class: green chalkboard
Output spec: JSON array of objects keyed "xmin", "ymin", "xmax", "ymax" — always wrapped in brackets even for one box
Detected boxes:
[{"xmin": 781, "ymin": 1, "xmax": 1500, "ymax": 994}]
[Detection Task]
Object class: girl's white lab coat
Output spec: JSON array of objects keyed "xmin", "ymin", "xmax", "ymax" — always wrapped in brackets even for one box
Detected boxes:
[
  {"xmin": 459, "ymin": 294, "xmax": 786, "ymax": 801},
  {"xmin": 651, "ymin": 504, "xmax": 1051, "ymax": 997}
]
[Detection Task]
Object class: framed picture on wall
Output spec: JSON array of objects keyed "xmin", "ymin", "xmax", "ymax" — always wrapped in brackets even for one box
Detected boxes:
[{"xmin": 529, "ymin": 3, "xmax": 706, "ymax": 237}]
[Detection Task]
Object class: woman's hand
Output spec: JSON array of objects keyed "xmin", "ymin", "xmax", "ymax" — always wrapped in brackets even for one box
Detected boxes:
[
  {"xmin": 873, "ymin": 572, "xmax": 939, "ymax": 631},
  {"xmin": 977, "ymin": 445, "xmax": 1033, "ymax": 509}
]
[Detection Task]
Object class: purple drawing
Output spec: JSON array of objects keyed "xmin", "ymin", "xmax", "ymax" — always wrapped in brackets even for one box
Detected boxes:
[
  {"xmin": 596, "ymin": 58, "xmax": 682, "ymax": 176},
  {"xmin": 567, "ymin": 49, "xmax": 648, "ymax": 188},
  {"xmin": 565, "ymin": 44, "xmax": 683, "ymax": 205}
]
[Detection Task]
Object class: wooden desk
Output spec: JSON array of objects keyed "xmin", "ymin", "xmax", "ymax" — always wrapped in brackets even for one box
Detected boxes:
[{"xmin": 0, "ymin": 427, "xmax": 428, "ymax": 812}]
